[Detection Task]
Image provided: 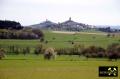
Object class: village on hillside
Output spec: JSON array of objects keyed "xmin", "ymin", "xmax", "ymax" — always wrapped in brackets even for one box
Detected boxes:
[{"xmin": 29, "ymin": 17, "xmax": 120, "ymax": 32}]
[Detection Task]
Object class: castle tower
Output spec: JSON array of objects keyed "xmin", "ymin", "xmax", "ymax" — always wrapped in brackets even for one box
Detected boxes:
[
  {"xmin": 69, "ymin": 17, "xmax": 71, "ymax": 21},
  {"xmin": 46, "ymin": 19, "xmax": 48, "ymax": 21}
]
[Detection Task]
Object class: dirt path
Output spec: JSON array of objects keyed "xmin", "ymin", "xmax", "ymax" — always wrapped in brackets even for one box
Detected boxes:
[{"xmin": 52, "ymin": 31, "xmax": 107, "ymax": 35}]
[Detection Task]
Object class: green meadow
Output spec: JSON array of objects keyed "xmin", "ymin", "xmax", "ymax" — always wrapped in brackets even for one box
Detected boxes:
[
  {"xmin": 0, "ymin": 30, "xmax": 120, "ymax": 79},
  {"xmin": 0, "ymin": 55, "xmax": 120, "ymax": 79},
  {"xmin": 0, "ymin": 30, "xmax": 119, "ymax": 48}
]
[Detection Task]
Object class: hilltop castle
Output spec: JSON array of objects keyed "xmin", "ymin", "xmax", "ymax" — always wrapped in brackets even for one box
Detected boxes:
[{"xmin": 30, "ymin": 17, "xmax": 91, "ymax": 31}]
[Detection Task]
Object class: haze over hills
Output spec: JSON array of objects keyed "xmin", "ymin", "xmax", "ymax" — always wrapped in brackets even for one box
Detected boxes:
[
  {"xmin": 0, "ymin": 18, "xmax": 119, "ymax": 33},
  {"xmin": 30, "ymin": 19, "xmax": 57, "ymax": 29},
  {"xmin": 27, "ymin": 17, "xmax": 120, "ymax": 33},
  {"xmin": 96, "ymin": 25, "xmax": 120, "ymax": 29},
  {"xmin": 29, "ymin": 17, "xmax": 92, "ymax": 31}
]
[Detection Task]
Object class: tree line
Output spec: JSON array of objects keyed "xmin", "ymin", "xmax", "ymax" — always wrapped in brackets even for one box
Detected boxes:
[
  {"xmin": 0, "ymin": 28, "xmax": 44, "ymax": 39},
  {"xmin": 0, "ymin": 20, "xmax": 44, "ymax": 39},
  {"xmin": 97, "ymin": 27, "xmax": 120, "ymax": 33},
  {"xmin": 0, "ymin": 20, "xmax": 23, "ymax": 30},
  {"xmin": 0, "ymin": 43, "xmax": 120, "ymax": 60},
  {"xmin": 57, "ymin": 43, "xmax": 120, "ymax": 60}
]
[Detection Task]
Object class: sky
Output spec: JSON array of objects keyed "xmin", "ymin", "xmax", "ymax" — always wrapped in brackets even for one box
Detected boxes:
[{"xmin": 0, "ymin": 0, "xmax": 120, "ymax": 26}]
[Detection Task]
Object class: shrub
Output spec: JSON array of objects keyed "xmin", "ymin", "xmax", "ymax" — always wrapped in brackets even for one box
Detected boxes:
[
  {"xmin": 107, "ymin": 33, "xmax": 111, "ymax": 37},
  {"xmin": 23, "ymin": 47, "xmax": 30, "ymax": 55},
  {"xmin": 97, "ymin": 47, "xmax": 106, "ymax": 58},
  {"xmin": 45, "ymin": 40, "xmax": 48, "ymax": 44},
  {"xmin": 32, "ymin": 29, "xmax": 44, "ymax": 38},
  {"xmin": 0, "ymin": 28, "xmax": 44, "ymax": 39},
  {"xmin": 82, "ymin": 46, "xmax": 106, "ymax": 58},
  {"xmin": 73, "ymin": 44, "xmax": 84, "ymax": 56},
  {"xmin": 56, "ymin": 48, "xmax": 71, "ymax": 55},
  {"xmin": 40, "ymin": 37, "xmax": 44, "ymax": 42},
  {"xmin": 44, "ymin": 47, "xmax": 57, "ymax": 60},
  {"xmin": 107, "ymin": 43, "xmax": 120, "ymax": 60},
  {"xmin": 34, "ymin": 44, "xmax": 43, "ymax": 55},
  {"xmin": 0, "ymin": 48, "xmax": 5, "ymax": 60}
]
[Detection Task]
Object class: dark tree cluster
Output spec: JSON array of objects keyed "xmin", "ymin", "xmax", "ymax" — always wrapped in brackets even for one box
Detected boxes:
[
  {"xmin": 56, "ymin": 43, "xmax": 120, "ymax": 60},
  {"xmin": 107, "ymin": 43, "xmax": 120, "ymax": 61},
  {"xmin": 82, "ymin": 46, "xmax": 106, "ymax": 58},
  {"xmin": 98, "ymin": 27, "xmax": 111, "ymax": 32},
  {"xmin": 6, "ymin": 45, "xmax": 31, "ymax": 55},
  {"xmin": 34, "ymin": 44, "xmax": 44, "ymax": 55},
  {"xmin": 97, "ymin": 27, "xmax": 120, "ymax": 33},
  {"xmin": 0, "ymin": 28, "xmax": 44, "ymax": 39},
  {"xmin": 0, "ymin": 20, "xmax": 23, "ymax": 30}
]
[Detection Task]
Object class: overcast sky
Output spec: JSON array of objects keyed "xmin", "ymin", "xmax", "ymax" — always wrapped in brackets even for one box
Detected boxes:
[{"xmin": 0, "ymin": 0, "xmax": 120, "ymax": 26}]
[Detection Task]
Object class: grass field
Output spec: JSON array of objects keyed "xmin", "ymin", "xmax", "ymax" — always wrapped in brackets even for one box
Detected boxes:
[
  {"xmin": 0, "ymin": 55, "xmax": 120, "ymax": 79},
  {"xmin": 0, "ymin": 30, "xmax": 120, "ymax": 79},
  {"xmin": 0, "ymin": 30, "xmax": 119, "ymax": 49}
]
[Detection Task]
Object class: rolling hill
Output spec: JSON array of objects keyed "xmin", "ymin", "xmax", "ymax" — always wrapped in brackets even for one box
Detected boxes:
[{"xmin": 29, "ymin": 17, "xmax": 91, "ymax": 31}]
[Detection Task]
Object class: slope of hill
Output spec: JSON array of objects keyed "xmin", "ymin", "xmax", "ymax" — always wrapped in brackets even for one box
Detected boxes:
[
  {"xmin": 29, "ymin": 18, "xmax": 91, "ymax": 31},
  {"xmin": 30, "ymin": 19, "xmax": 57, "ymax": 29},
  {"xmin": 58, "ymin": 17, "xmax": 90, "ymax": 31}
]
